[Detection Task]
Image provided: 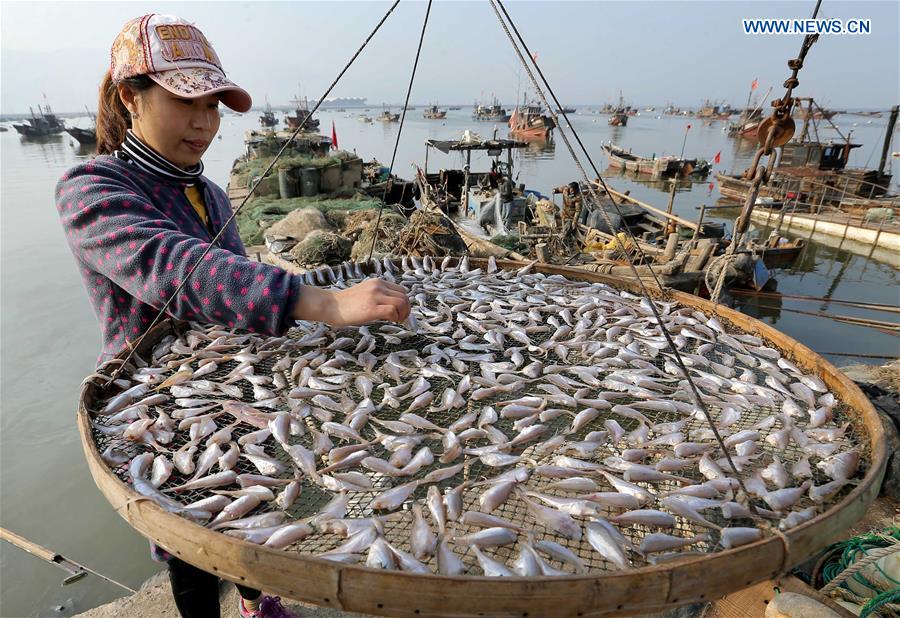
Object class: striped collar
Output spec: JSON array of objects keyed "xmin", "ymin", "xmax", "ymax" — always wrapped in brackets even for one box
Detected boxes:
[{"xmin": 114, "ymin": 130, "xmax": 204, "ymax": 182}]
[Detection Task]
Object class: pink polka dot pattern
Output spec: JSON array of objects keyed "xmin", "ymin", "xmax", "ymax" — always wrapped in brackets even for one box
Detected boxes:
[{"xmin": 56, "ymin": 156, "xmax": 303, "ymax": 365}]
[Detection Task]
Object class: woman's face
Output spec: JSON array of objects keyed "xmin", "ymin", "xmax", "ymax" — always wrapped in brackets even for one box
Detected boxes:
[{"xmin": 120, "ymin": 83, "xmax": 220, "ymax": 168}]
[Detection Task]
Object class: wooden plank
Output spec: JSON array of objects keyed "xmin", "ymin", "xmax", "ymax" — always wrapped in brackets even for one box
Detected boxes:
[{"xmin": 338, "ymin": 567, "xmax": 671, "ymax": 617}]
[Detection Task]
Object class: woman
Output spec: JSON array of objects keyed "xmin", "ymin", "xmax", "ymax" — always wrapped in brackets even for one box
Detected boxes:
[{"xmin": 57, "ymin": 14, "xmax": 410, "ymax": 618}]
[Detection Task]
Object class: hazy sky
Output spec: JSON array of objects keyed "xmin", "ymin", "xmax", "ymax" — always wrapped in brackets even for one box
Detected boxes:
[{"xmin": 1, "ymin": 1, "xmax": 897, "ymax": 114}]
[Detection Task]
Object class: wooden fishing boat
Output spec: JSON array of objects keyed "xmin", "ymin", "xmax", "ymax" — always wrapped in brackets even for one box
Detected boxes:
[
  {"xmin": 508, "ymin": 99, "xmax": 555, "ymax": 141},
  {"xmin": 65, "ymin": 127, "xmax": 97, "ymax": 146},
  {"xmin": 377, "ymin": 109, "xmax": 400, "ymax": 123},
  {"xmin": 602, "ymin": 143, "xmax": 706, "ymax": 179},
  {"xmin": 422, "ymin": 105, "xmax": 447, "ymax": 120},
  {"xmin": 419, "ymin": 137, "xmax": 531, "ymax": 233},
  {"xmin": 738, "ymin": 237, "xmax": 807, "ymax": 269},
  {"xmin": 472, "ymin": 97, "xmax": 510, "ymax": 122},
  {"xmin": 13, "ymin": 104, "xmax": 65, "ymax": 137},
  {"xmin": 285, "ymin": 97, "xmax": 320, "ymax": 132},
  {"xmin": 259, "ymin": 102, "xmax": 277, "ymax": 128},
  {"xmin": 77, "ymin": 257, "xmax": 887, "ymax": 618},
  {"xmin": 608, "ymin": 112, "xmax": 628, "ymax": 127},
  {"xmin": 717, "ymin": 114, "xmax": 895, "ymax": 205}
]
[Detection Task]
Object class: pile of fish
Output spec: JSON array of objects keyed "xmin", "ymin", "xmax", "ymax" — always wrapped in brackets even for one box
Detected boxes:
[{"xmin": 90, "ymin": 256, "xmax": 864, "ymax": 576}]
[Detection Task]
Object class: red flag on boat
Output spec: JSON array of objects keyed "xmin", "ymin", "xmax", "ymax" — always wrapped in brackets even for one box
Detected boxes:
[
  {"xmin": 713, "ymin": 151, "xmax": 721, "ymax": 164},
  {"xmin": 331, "ymin": 120, "xmax": 339, "ymax": 150},
  {"xmin": 708, "ymin": 182, "xmax": 715, "ymax": 192},
  {"xmin": 686, "ymin": 124, "xmax": 692, "ymax": 130},
  {"xmin": 751, "ymin": 78, "xmax": 759, "ymax": 90}
]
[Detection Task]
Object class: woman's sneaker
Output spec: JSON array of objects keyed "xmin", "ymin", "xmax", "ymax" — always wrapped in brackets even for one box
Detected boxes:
[{"xmin": 239, "ymin": 595, "xmax": 301, "ymax": 618}]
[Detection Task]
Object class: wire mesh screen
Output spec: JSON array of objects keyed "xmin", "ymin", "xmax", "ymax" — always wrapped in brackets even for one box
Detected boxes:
[{"xmin": 87, "ymin": 257, "xmax": 869, "ymax": 577}]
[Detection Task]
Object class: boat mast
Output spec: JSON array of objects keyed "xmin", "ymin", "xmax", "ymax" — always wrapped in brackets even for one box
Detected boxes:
[
  {"xmin": 878, "ymin": 105, "xmax": 899, "ymax": 179},
  {"xmin": 797, "ymin": 97, "xmax": 814, "ymax": 143}
]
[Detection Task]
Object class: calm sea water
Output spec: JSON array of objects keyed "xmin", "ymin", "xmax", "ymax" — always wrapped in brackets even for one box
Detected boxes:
[{"xmin": 0, "ymin": 107, "xmax": 896, "ymax": 616}]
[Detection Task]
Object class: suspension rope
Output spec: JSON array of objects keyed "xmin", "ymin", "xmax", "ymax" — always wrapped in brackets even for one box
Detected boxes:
[
  {"xmin": 368, "ymin": 0, "xmax": 434, "ymax": 261},
  {"xmin": 490, "ymin": 0, "xmax": 766, "ymax": 508},
  {"xmin": 104, "ymin": 0, "xmax": 402, "ymax": 385}
]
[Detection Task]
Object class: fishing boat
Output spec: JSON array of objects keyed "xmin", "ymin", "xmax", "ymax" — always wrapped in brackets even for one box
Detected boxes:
[
  {"xmin": 259, "ymin": 101, "xmax": 277, "ymax": 128},
  {"xmin": 602, "ymin": 143, "xmax": 709, "ymax": 179},
  {"xmin": 738, "ymin": 236, "xmax": 807, "ymax": 269},
  {"xmin": 555, "ymin": 106, "xmax": 576, "ymax": 114},
  {"xmin": 797, "ymin": 107, "xmax": 838, "ymax": 121},
  {"xmin": 13, "ymin": 104, "xmax": 65, "ymax": 137},
  {"xmin": 419, "ymin": 135, "xmax": 535, "ymax": 234},
  {"xmin": 696, "ymin": 100, "xmax": 734, "ymax": 120},
  {"xmin": 472, "ymin": 97, "xmax": 510, "ymax": 122},
  {"xmin": 65, "ymin": 127, "xmax": 97, "ymax": 146},
  {"xmin": 65, "ymin": 106, "xmax": 97, "ymax": 146},
  {"xmin": 727, "ymin": 112, "xmax": 764, "ymax": 138},
  {"xmin": 358, "ymin": 115, "xmax": 373, "ymax": 123},
  {"xmin": 716, "ymin": 108, "xmax": 896, "ymax": 204},
  {"xmin": 608, "ymin": 93, "xmax": 628, "ymax": 127},
  {"xmin": 422, "ymin": 104, "xmax": 447, "ymax": 120},
  {"xmin": 715, "ymin": 144, "xmax": 886, "ymax": 202},
  {"xmin": 727, "ymin": 81, "xmax": 769, "ymax": 137},
  {"xmin": 377, "ymin": 108, "xmax": 400, "ymax": 123},
  {"xmin": 285, "ymin": 96, "xmax": 320, "ymax": 132},
  {"xmin": 508, "ymin": 96, "xmax": 555, "ymax": 141}
]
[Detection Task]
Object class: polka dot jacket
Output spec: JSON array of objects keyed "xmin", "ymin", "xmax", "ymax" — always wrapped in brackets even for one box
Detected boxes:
[{"xmin": 57, "ymin": 155, "xmax": 304, "ymax": 364}]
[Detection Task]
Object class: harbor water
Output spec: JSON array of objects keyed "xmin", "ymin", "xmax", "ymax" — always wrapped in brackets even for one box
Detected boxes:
[{"xmin": 0, "ymin": 108, "xmax": 897, "ymax": 616}]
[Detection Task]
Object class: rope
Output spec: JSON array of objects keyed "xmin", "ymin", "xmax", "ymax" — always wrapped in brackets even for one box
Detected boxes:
[
  {"xmin": 820, "ymin": 534, "xmax": 900, "ymax": 594},
  {"xmin": 704, "ymin": 253, "xmax": 743, "ymax": 299},
  {"xmin": 367, "ymin": 0, "xmax": 434, "ymax": 261},
  {"xmin": 104, "ymin": 0, "xmax": 402, "ymax": 385},
  {"xmin": 831, "ymin": 587, "xmax": 900, "ymax": 616},
  {"xmin": 489, "ymin": 0, "xmax": 759, "ymax": 509},
  {"xmin": 860, "ymin": 589, "xmax": 900, "ymax": 618}
]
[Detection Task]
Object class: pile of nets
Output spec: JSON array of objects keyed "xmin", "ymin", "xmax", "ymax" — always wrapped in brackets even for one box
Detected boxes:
[
  {"xmin": 287, "ymin": 229, "xmax": 353, "ymax": 266},
  {"xmin": 237, "ymin": 195, "xmax": 381, "ymax": 246},
  {"xmin": 395, "ymin": 209, "xmax": 467, "ymax": 256},
  {"xmin": 349, "ymin": 211, "xmax": 408, "ymax": 260}
]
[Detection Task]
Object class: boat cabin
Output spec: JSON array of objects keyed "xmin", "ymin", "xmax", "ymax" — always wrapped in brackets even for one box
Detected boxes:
[
  {"xmin": 778, "ymin": 140, "xmax": 861, "ymax": 171},
  {"xmin": 422, "ymin": 136, "xmax": 534, "ymax": 233}
]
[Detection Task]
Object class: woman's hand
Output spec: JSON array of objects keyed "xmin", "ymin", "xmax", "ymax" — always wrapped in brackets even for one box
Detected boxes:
[{"xmin": 292, "ymin": 278, "xmax": 411, "ymax": 328}]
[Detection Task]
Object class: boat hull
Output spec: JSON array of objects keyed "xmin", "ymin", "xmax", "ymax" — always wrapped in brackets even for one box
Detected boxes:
[{"xmin": 65, "ymin": 127, "xmax": 97, "ymax": 145}]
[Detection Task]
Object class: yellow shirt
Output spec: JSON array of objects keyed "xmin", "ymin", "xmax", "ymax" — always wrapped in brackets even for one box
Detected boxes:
[{"xmin": 184, "ymin": 184, "xmax": 209, "ymax": 227}]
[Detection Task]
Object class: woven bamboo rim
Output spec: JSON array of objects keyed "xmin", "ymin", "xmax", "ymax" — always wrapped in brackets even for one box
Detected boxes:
[{"xmin": 77, "ymin": 259, "xmax": 888, "ymax": 617}]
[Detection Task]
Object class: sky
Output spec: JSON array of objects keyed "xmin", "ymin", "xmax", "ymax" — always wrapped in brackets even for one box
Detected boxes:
[{"xmin": 1, "ymin": 0, "xmax": 897, "ymax": 115}]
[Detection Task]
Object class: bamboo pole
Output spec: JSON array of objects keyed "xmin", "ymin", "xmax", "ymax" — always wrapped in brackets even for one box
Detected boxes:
[
  {"xmin": 600, "ymin": 184, "xmax": 699, "ymax": 231},
  {"xmin": 747, "ymin": 302, "xmax": 900, "ymax": 332},
  {"xmin": 690, "ymin": 205, "xmax": 707, "ymax": 247},
  {"xmin": 729, "ymin": 289, "xmax": 900, "ymax": 313}
]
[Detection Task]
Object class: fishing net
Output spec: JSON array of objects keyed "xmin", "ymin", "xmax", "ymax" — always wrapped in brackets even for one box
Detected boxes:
[
  {"xmin": 395, "ymin": 210, "xmax": 467, "ymax": 256},
  {"xmin": 267, "ymin": 208, "xmax": 332, "ymax": 243},
  {"xmin": 350, "ymin": 212, "xmax": 407, "ymax": 260},
  {"xmin": 288, "ymin": 230, "xmax": 353, "ymax": 266},
  {"xmin": 236, "ymin": 196, "xmax": 381, "ymax": 246},
  {"xmin": 86, "ymin": 258, "xmax": 873, "ymax": 581}
]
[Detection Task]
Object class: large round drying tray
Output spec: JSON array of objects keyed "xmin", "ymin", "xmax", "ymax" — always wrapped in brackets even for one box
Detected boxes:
[{"xmin": 77, "ymin": 259, "xmax": 886, "ymax": 617}]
